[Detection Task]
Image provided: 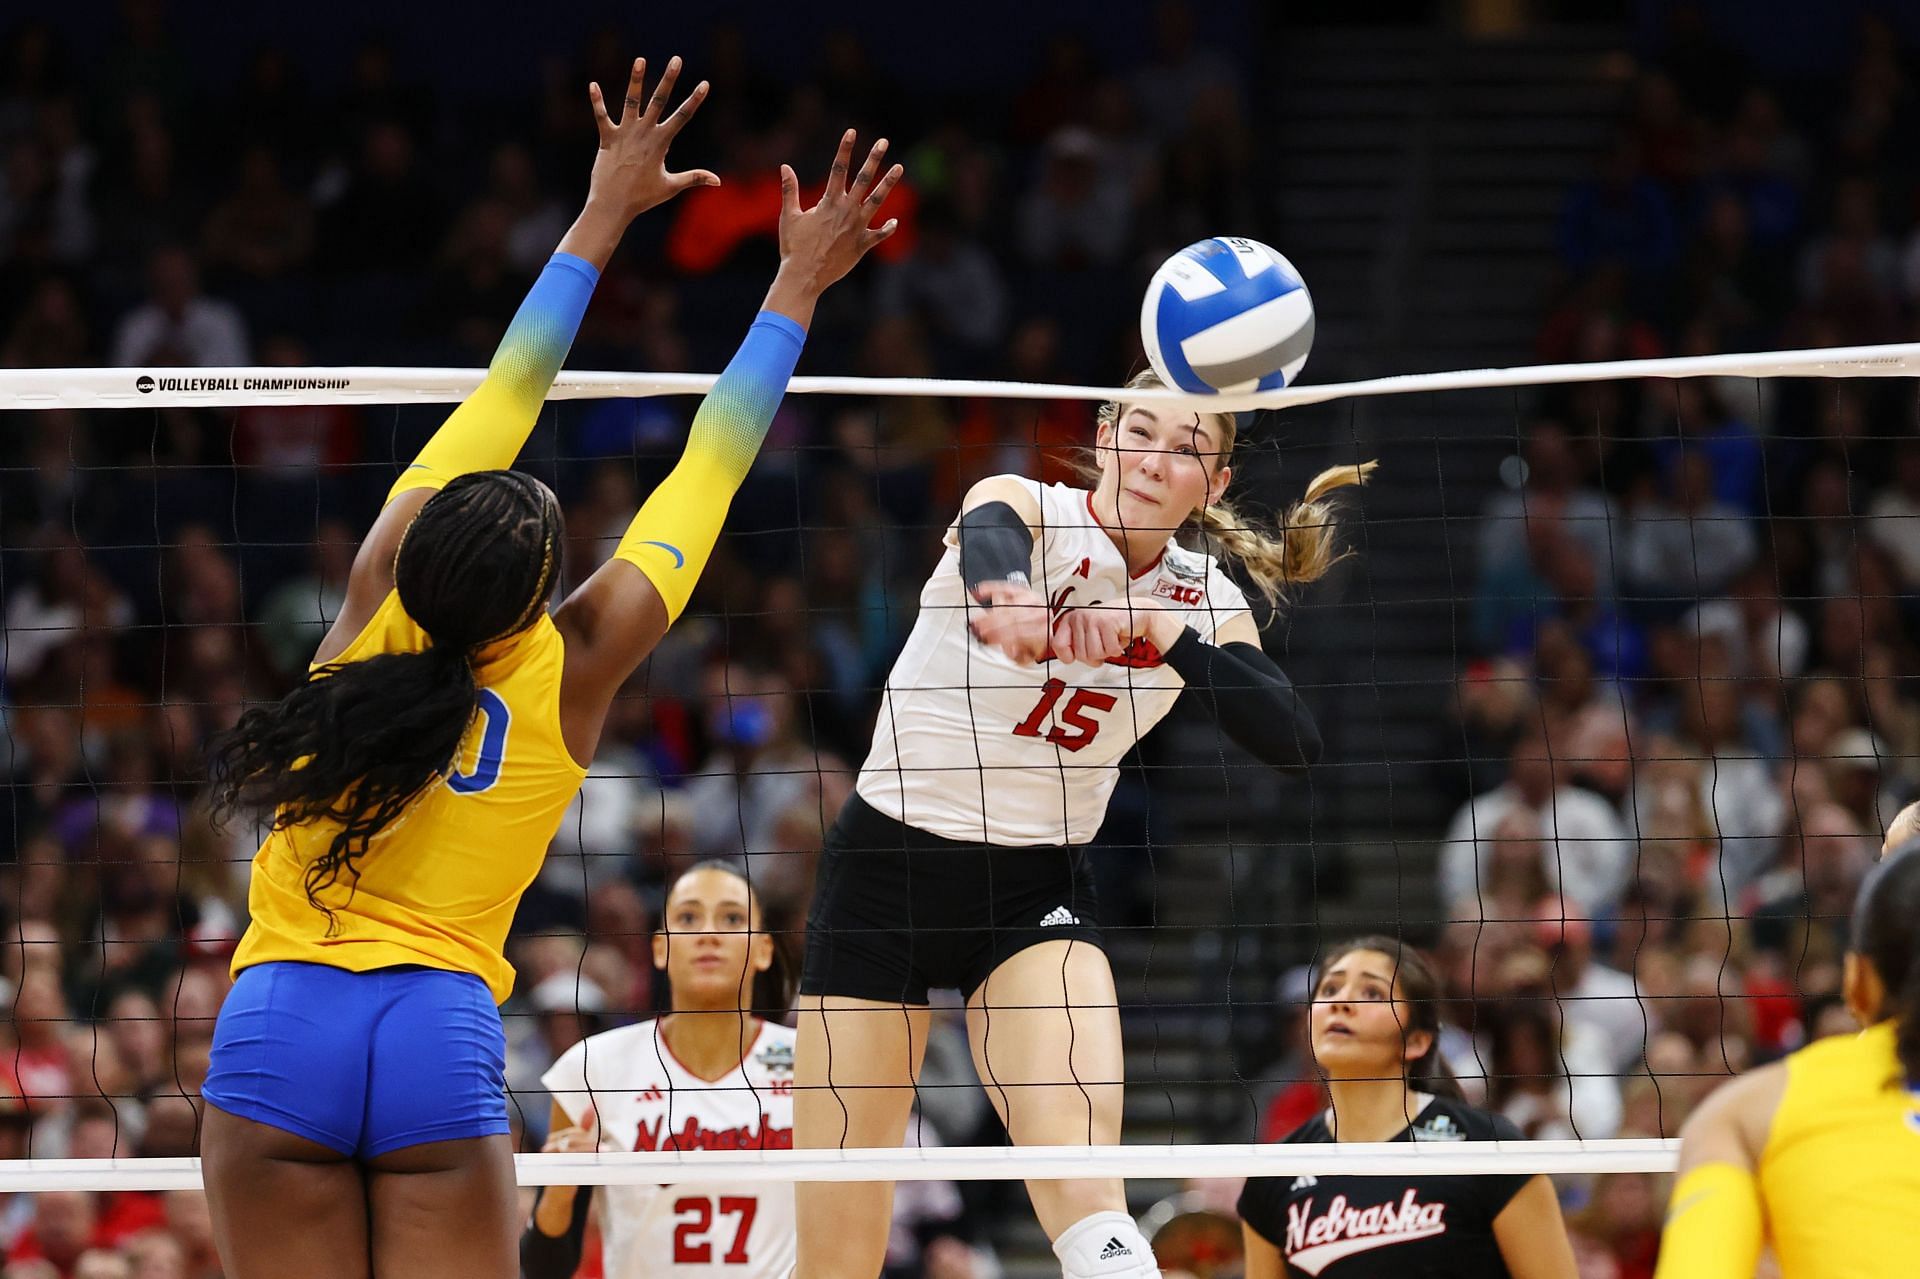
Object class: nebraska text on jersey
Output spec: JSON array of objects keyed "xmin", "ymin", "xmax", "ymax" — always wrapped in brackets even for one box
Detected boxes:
[
  {"xmin": 635, "ymin": 1115, "xmax": 794, "ymax": 1151},
  {"xmin": 857, "ymin": 477, "xmax": 1251, "ymax": 846},
  {"xmin": 1284, "ymin": 1189, "xmax": 1449, "ymax": 1275}
]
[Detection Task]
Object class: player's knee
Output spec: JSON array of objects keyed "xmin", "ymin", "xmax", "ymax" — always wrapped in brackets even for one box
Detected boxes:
[{"xmin": 1051, "ymin": 1210, "xmax": 1159, "ymax": 1279}]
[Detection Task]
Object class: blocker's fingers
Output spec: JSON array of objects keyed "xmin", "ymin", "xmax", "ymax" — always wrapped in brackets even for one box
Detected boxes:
[
  {"xmin": 827, "ymin": 128, "xmax": 856, "ymax": 194},
  {"xmin": 589, "ymin": 83, "xmax": 615, "ymax": 141},
  {"xmin": 620, "ymin": 59, "xmax": 647, "ymax": 123},
  {"xmin": 661, "ymin": 79, "xmax": 709, "ymax": 138},
  {"xmin": 780, "ymin": 164, "xmax": 801, "ymax": 216},
  {"xmin": 849, "ymin": 138, "xmax": 888, "ymax": 202},
  {"xmin": 863, "ymin": 162, "xmax": 905, "ymax": 214},
  {"xmin": 643, "ymin": 56, "xmax": 681, "ymax": 123}
]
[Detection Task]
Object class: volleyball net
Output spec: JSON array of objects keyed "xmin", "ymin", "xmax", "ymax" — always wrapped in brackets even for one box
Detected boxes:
[{"xmin": 0, "ymin": 341, "xmax": 1913, "ymax": 1203}]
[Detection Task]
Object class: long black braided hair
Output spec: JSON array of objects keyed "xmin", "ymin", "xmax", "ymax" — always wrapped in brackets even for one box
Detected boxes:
[{"xmin": 210, "ymin": 470, "xmax": 561, "ymax": 929}]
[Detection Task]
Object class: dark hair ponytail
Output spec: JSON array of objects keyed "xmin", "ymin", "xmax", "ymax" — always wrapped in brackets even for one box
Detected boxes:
[
  {"xmin": 209, "ymin": 472, "xmax": 559, "ymax": 929},
  {"xmin": 1853, "ymin": 841, "xmax": 1920, "ymax": 1085},
  {"xmin": 1318, "ymin": 934, "xmax": 1465, "ymax": 1101}
]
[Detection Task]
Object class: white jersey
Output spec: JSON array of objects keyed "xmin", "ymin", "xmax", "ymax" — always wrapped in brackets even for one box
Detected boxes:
[
  {"xmin": 541, "ymin": 1018, "xmax": 795, "ymax": 1279},
  {"xmin": 858, "ymin": 477, "xmax": 1252, "ymax": 845}
]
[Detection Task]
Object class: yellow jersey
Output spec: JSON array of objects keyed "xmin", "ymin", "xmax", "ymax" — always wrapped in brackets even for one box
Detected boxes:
[
  {"xmin": 232, "ymin": 589, "xmax": 587, "ymax": 1003},
  {"xmin": 1759, "ymin": 1020, "xmax": 1920, "ymax": 1278}
]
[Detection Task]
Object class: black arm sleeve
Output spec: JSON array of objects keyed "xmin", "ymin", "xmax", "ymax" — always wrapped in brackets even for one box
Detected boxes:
[
  {"xmin": 520, "ymin": 1184, "xmax": 593, "ymax": 1279},
  {"xmin": 957, "ymin": 500, "xmax": 1035, "ymax": 596},
  {"xmin": 1160, "ymin": 627, "xmax": 1323, "ymax": 769}
]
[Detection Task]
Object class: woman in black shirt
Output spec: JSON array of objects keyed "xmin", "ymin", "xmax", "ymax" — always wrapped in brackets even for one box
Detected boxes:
[{"xmin": 1238, "ymin": 936, "xmax": 1577, "ymax": 1279}]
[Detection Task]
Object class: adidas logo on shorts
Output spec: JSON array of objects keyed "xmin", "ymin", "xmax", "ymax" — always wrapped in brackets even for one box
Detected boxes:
[
  {"xmin": 1039, "ymin": 906, "xmax": 1079, "ymax": 927},
  {"xmin": 1098, "ymin": 1237, "xmax": 1132, "ymax": 1261}
]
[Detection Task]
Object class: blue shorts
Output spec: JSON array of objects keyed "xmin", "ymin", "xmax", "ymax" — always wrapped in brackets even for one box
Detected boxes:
[{"xmin": 203, "ymin": 961, "xmax": 509, "ymax": 1159}]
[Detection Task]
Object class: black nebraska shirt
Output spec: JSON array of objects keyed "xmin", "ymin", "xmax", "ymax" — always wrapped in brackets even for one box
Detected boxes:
[{"xmin": 1236, "ymin": 1096, "xmax": 1532, "ymax": 1278}]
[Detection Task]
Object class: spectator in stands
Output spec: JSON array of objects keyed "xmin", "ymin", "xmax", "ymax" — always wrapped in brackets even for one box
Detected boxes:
[
  {"xmin": 1798, "ymin": 176, "xmax": 1900, "ymax": 303},
  {"xmin": 1, "ymin": 276, "xmax": 88, "ymax": 367},
  {"xmin": 1016, "ymin": 126, "xmax": 1130, "ymax": 269},
  {"xmin": 1534, "ymin": 899, "xmax": 1644, "ymax": 1075},
  {"xmin": 682, "ymin": 662, "xmax": 852, "ymax": 869},
  {"xmin": 198, "ymin": 143, "xmax": 313, "ymax": 293},
  {"xmin": 1440, "ymin": 730, "xmax": 1633, "ymax": 915},
  {"xmin": 1478, "ymin": 417, "xmax": 1618, "ymax": 596},
  {"xmin": 1623, "ymin": 450, "xmax": 1757, "ymax": 601},
  {"xmin": 1678, "ymin": 558, "xmax": 1810, "ymax": 684},
  {"xmin": 482, "ymin": 141, "xmax": 568, "ymax": 274},
  {"xmin": 1746, "ymin": 802, "xmax": 1876, "ymax": 960},
  {"xmin": 874, "ymin": 198, "xmax": 1008, "ymax": 371},
  {"xmin": 253, "ymin": 517, "xmax": 353, "ymax": 679},
  {"xmin": 1557, "ymin": 135, "xmax": 1677, "ymax": 280},
  {"xmin": 1866, "ymin": 438, "xmax": 1920, "ymax": 589},
  {"xmin": 1477, "ymin": 959, "xmax": 1622, "ymax": 1140},
  {"xmin": 108, "ymin": 246, "xmax": 248, "ymax": 369}
]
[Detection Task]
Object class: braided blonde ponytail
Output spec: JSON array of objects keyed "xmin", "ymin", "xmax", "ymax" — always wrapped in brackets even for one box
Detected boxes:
[{"xmin": 1194, "ymin": 461, "xmax": 1377, "ymax": 607}]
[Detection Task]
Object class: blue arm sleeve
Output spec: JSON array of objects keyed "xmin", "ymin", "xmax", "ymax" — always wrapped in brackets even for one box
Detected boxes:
[{"xmin": 389, "ymin": 251, "xmax": 601, "ymax": 499}]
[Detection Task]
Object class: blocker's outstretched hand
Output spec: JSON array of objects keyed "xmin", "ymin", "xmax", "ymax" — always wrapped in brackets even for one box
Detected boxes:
[
  {"xmin": 585, "ymin": 56, "xmax": 719, "ymax": 220},
  {"xmin": 775, "ymin": 130, "xmax": 905, "ymax": 297}
]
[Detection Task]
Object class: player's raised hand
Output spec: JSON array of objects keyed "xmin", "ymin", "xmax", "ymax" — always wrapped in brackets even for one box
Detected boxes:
[
  {"xmin": 777, "ymin": 130, "xmax": 904, "ymax": 294},
  {"xmin": 969, "ymin": 580, "xmax": 1052, "ymax": 665},
  {"xmin": 585, "ymin": 56, "xmax": 719, "ymax": 220}
]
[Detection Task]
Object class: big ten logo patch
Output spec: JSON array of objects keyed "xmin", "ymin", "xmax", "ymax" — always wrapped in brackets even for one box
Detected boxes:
[{"xmin": 1153, "ymin": 581, "xmax": 1203, "ymax": 606}]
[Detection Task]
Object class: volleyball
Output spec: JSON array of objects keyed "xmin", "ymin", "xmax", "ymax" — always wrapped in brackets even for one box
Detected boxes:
[{"xmin": 1140, "ymin": 237, "xmax": 1315, "ymax": 395}]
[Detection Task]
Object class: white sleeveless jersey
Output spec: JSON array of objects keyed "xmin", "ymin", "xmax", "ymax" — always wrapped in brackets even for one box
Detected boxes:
[
  {"xmin": 541, "ymin": 1018, "xmax": 796, "ymax": 1279},
  {"xmin": 857, "ymin": 477, "xmax": 1252, "ymax": 846}
]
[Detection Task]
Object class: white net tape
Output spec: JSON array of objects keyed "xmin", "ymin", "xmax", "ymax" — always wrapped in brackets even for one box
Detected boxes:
[
  {"xmin": 0, "ymin": 1139, "xmax": 1681, "ymax": 1192},
  {"xmin": 0, "ymin": 341, "xmax": 1915, "ymax": 410}
]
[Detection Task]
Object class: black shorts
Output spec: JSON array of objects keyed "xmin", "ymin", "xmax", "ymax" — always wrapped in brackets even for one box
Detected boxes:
[{"xmin": 799, "ymin": 793, "xmax": 1106, "ymax": 1005}]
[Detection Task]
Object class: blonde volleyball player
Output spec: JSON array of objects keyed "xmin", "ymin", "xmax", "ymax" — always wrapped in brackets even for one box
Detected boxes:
[
  {"xmin": 526, "ymin": 862, "xmax": 796, "ymax": 1279},
  {"xmin": 1654, "ymin": 841, "xmax": 1920, "ymax": 1279},
  {"xmin": 1237, "ymin": 938, "xmax": 1577, "ymax": 1279},
  {"xmin": 795, "ymin": 371, "xmax": 1372, "ymax": 1279},
  {"xmin": 196, "ymin": 55, "xmax": 904, "ymax": 1279}
]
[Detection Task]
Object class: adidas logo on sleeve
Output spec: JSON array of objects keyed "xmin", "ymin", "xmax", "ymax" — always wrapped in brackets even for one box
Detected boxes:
[{"xmin": 1039, "ymin": 906, "xmax": 1080, "ymax": 927}]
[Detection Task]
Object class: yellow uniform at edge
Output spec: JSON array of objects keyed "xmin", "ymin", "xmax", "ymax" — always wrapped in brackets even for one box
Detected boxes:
[
  {"xmin": 232, "ymin": 591, "xmax": 586, "ymax": 1003},
  {"xmin": 1758, "ymin": 1021, "xmax": 1920, "ymax": 1277}
]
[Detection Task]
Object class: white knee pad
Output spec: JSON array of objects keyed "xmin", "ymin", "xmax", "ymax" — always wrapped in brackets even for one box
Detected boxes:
[{"xmin": 1051, "ymin": 1210, "xmax": 1160, "ymax": 1279}]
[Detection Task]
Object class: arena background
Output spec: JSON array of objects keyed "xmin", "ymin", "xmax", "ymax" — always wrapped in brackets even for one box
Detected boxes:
[{"xmin": 3, "ymin": 1, "xmax": 1918, "ymax": 1275}]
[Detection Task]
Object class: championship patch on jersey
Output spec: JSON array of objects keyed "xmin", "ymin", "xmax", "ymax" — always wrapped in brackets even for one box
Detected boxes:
[
  {"xmin": 1410, "ymin": 1112, "xmax": 1467, "ymax": 1141},
  {"xmin": 1164, "ymin": 549, "xmax": 1208, "ymax": 581},
  {"xmin": 755, "ymin": 1041, "xmax": 794, "ymax": 1073}
]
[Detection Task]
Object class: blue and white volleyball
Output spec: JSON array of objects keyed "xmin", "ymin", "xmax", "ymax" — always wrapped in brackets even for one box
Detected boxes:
[{"xmin": 1140, "ymin": 237, "xmax": 1315, "ymax": 395}]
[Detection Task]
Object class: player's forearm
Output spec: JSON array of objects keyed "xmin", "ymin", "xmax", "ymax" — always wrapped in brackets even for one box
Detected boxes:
[
  {"xmin": 531, "ymin": 1182, "xmax": 579, "ymax": 1235},
  {"xmin": 522, "ymin": 1185, "xmax": 592, "ymax": 1279},
  {"xmin": 760, "ymin": 261, "xmax": 830, "ymax": 331},
  {"xmin": 556, "ymin": 197, "xmax": 637, "ymax": 273},
  {"xmin": 1652, "ymin": 1163, "xmax": 1763, "ymax": 1279},
  {"xmin": 612, "ymin": 310, "xmax": 807, "ymax": 620},
  {"xmin": 389, "ymin": 251, "xmax": 599, "ymax": 501},
  {"xmin": 1160, "ymin": 629, "xmax": 1323, "ymax": 769}
]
